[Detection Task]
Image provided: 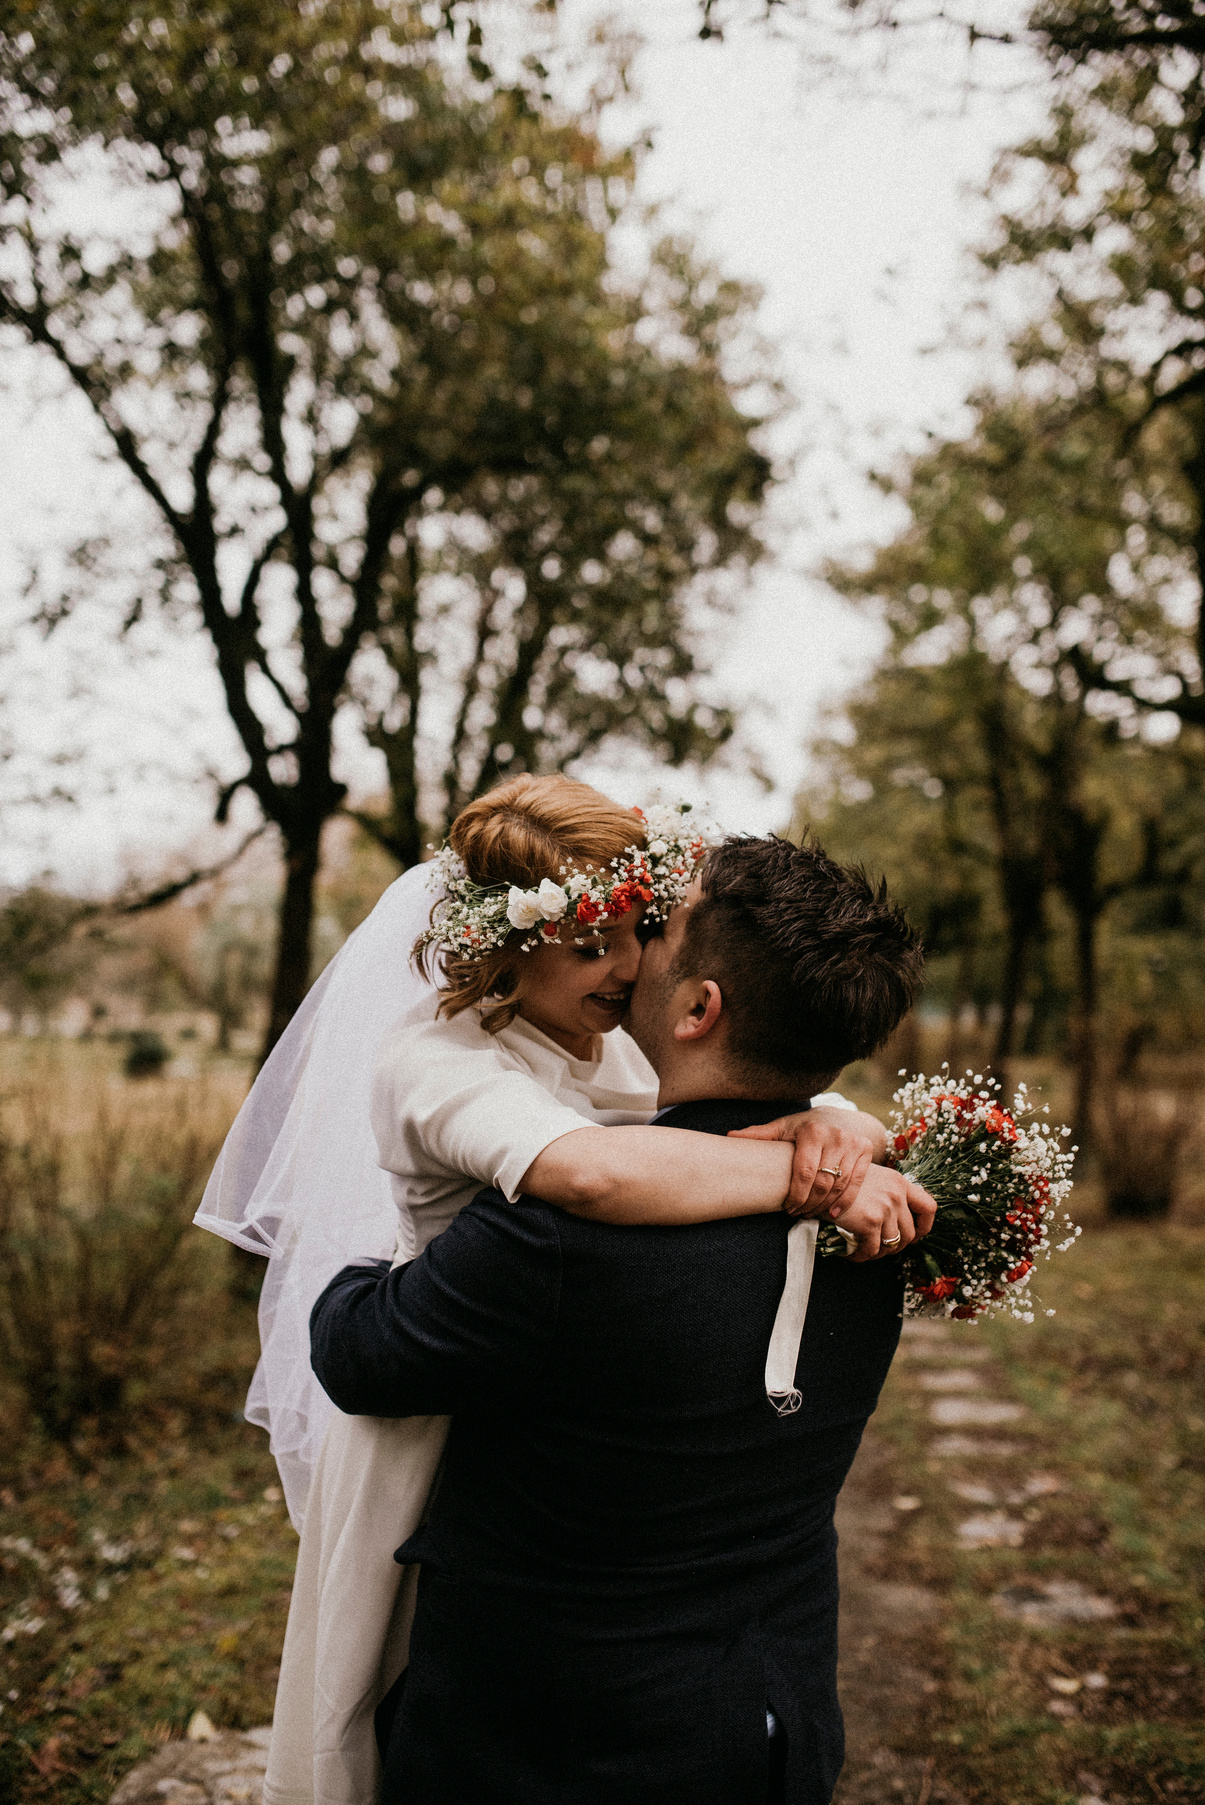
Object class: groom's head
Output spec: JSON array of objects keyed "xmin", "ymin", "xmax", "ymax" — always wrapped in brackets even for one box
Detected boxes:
[{"xmin": 626, "ymin": 835, "xmax": 923, "ymax": 1105}]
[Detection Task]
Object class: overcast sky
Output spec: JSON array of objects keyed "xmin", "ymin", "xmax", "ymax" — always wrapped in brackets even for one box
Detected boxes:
[{"xmin": 0, "ymin": 0, "xmax": 1047, "ymax": 890}]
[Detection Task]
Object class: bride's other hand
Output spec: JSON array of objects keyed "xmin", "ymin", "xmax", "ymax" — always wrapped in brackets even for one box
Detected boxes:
[
  {"xmin": 833, "ymin": 1164, "xmax": 936, "ymax": 1260},
  {"xmin": 727, "ymin": 1106, "xmax": 885, "ymax": 1217}
]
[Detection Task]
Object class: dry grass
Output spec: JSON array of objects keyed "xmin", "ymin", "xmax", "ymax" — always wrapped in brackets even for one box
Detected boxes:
[
  {"xmin": 1091, "ymin": 1083, "xmax": 1202, "ymax": 1220},
  {"xmin": 0, "ymin": 1037, "xmax": 290, "ymax": 1804},
  {"xmin": 0, "ymin": 1053, "xmax": 236, "ymax": 1438}
]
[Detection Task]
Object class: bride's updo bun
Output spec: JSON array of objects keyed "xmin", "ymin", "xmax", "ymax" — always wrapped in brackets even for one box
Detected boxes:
[{"xmin": 434, "ymin": 773, "xmax": 645, "ymax": 1032}]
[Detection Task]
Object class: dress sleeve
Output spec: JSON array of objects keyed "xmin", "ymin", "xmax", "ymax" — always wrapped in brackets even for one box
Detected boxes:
[
  {"xmin": 372, "ymin": 1013, "xmax": 595, "ymax": 1203},
  {"xmin": 809, "ymin": 1091, "xmax": 858, "ymax": 1112}
]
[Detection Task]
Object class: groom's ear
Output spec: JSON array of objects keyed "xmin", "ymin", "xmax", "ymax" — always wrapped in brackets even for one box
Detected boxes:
[{"xmin": 672, "ymin": 978, "xmax": 723, "ymax": 1044}]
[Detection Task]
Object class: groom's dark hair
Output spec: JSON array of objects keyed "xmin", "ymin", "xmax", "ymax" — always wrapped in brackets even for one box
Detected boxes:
[{"xmin": 672, "ymin": 835, "xmax": 923, "ymax": 1084}]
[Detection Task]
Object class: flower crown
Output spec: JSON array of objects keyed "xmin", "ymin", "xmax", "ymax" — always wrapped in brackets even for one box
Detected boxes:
[{"xmin": 415, "ymin": 803, "xmax": 712, "ymax": 962}]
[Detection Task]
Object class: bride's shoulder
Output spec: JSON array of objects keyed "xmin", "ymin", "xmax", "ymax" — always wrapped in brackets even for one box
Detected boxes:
[{"xmin": 375, "ymin": 994, "xmax": 509, "ymax": 1083}]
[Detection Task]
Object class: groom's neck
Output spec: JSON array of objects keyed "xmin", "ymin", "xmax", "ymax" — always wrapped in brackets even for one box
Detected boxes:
[{"xmin": 654, "ymin": 1050, "xmax": 801, "ymax": 1111}]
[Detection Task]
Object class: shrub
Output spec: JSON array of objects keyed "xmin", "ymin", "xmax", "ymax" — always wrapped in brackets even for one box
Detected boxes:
[
  {"xmin": 0, "ymin": 1071, "xmax": 229, "ymax": 1437},
  {"xmin": 1093, "ymin": 1082, "xmax": 1201, "ymax": 1219},
  {"xmin": 124, "ymin": 1028, "xmax": 170, "ymax": 1078}
]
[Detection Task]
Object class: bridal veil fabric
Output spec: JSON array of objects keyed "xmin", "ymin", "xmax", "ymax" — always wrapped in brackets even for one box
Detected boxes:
[{"xmin": 194, "ymin": 862, "xmax": 442, "ymax": 1528}]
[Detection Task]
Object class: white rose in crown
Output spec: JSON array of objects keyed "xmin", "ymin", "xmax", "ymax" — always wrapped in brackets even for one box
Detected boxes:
[
  {"xmin": 506, "ymin": 880, "xmax": 569, "ymax": 931},
  {"xmin": 536, "ymin": 879, "xmax": 568, "ymax": 919},
  {"xmin": 506, "ymin": 887, "xmax": 544, "ymax": 930}
]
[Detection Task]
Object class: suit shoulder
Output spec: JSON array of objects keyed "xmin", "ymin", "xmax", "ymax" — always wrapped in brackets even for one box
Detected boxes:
[{"xmin": 462, "ymin": 1185, "xmax": 564, "ymax": 1251}]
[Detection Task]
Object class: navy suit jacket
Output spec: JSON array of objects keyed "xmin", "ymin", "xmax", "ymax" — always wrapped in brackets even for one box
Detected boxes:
[{"xmin": 311, "ymin": 1097, "xmax": 904, "ymax": 1805}]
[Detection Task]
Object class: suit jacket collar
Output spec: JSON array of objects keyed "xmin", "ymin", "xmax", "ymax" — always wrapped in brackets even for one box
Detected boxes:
[{"xmin": 651, "ymin": 1096, "xmax": 812, "ymax": 1136}]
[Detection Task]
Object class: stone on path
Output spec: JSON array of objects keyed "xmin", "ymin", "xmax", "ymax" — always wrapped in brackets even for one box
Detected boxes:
[
  {"xmin": 951, "ymin": 1481, "xmax": 999, "ymax": 1505},
  {"xmin": 919, "ymin": 1369, "xmax": 984, "ymax": 1391},
  {"xmin": 110, "ymin": 1727, "xmax": 269, "ymax": 1805},
  {"xmin": 950, "ymin": 1473, "xmax": 1060, "ymax": 1507},
  {"xmin": 898, "ymin": 1335, "xmax": 981, "ymax": 1357},
  {"xmin": 929, "ymin": 1396, "xmax": 1026, "ymax": 1427},
  {"xmin": 993, "ymin": 1581, "xmax": 1119, "ymax": 1626},
  {"xmin": 957, "ymin": 1511, "xmax": 1026, "ymax": 1549},
  {"xmin": 930, "ymin": 1434, "xmax": 1023, "ymax": 1457}
]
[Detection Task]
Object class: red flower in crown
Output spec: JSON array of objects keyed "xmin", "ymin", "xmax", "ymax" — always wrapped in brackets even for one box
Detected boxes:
[
  {"xmin": 576, "ymin": 896, "xmax": 603, "ymax": 926},
  {"xmin": 609, "ymin": 878, "xmax": 653, "ymax": 916}
]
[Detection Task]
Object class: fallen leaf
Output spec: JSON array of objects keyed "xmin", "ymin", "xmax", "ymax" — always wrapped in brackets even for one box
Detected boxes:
[{"xmin": 29, "ymin": 1735, "xmax": 68, "ymax": 1776}]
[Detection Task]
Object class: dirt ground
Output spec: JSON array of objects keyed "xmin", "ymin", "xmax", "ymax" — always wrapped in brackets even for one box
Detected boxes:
[
  {"xmin": 833, "ymin": 1427, "xmax": 963, "ymax": 1805},
  {"xmin": 109, "ymin": 1424, "xmax": 945, "ymax": 1805}
]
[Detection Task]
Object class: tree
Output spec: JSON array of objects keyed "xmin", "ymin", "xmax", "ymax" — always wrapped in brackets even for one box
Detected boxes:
[
  {"xmin": 0, "ymin": 885, "xmax": 87, "ymax": 1028},
  {"xmin": 795, "ymin": 662, "xmax": 1006, "ymax": 1069},
  {"xmin": 817, "ymin": 392, "xmax": 1181, "ymax": 1140},
  {"xmin": 1027, "ymin": 0, "xmax": 1205, "ymax": 92},
  {"xmin": 687, "ymin": 0, "xmax": 1205, "ymax": 68},
  {"xmin": 0, "ymin": 2, "xmax": 769, "ymax": 1054},
  {"xmin": 348, "ymin": 235, "xmax": 769, "ymax": 864},
  {"xmin": 974, "ymin": 23, "xmax": 1205, "ymax": 740}
]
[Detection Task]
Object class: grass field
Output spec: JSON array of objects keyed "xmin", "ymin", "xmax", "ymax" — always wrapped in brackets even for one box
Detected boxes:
[{"xmin": 0, "ymin": 1038, "xmax": 1201, "ymax": 1803}]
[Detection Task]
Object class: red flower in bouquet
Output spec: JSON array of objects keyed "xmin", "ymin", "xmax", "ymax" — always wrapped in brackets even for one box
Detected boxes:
[{"xmin": 820, "ymin": 1067, "xmax": 1078, "ymax": 1323}]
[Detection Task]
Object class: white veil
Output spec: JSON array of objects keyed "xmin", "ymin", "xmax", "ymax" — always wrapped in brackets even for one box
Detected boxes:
[{"xmin": 194, "ymin": 862, "xmax": 442, "ymax": 1529}]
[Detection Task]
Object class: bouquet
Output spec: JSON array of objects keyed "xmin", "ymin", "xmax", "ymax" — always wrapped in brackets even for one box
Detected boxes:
[{"xmin": 819, "ymin": 1069, "xmax": 1079, "ymax": 1321}]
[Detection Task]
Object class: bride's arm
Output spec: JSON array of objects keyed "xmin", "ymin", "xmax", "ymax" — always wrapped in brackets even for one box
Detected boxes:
[
  {"xmin": 373, "ymin": 1015, "xmax": 930, "ymax": 1254},
  {"xmin": 522, "ymin": 1125, "xmax": 793, "ymax": 1222},
  {"xmin": 520, "ymin": 1108, "xmax": 934, "ymax": 1256}
]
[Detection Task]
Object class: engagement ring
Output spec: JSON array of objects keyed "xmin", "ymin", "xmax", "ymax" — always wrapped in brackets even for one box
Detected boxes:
[{"xmin": 818, "ymin": 1166, "xmax": 842, "ymax": 1180}]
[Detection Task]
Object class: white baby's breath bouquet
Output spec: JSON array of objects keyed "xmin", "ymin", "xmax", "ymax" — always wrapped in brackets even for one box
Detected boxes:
[{"xmin": 820, "ymin": 1069, "xmax": 1079, "ymax": 1321}]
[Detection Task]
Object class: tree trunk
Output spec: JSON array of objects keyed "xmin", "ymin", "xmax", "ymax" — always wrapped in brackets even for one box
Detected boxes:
[
  {"xmin": 992, "ymin": 860, "xmax": 1044, "ymax": 1095},
  {"xmin": 1069, "ymin": 903, "xmax": 1100, "ymax": 1156},
  {"xmin": 946, "ymin": 937, "xmax": 977, "ymax": 1071},
  {"xmin": 262, "ymin": 829, "xmax": 322, "ymax": 1061}
]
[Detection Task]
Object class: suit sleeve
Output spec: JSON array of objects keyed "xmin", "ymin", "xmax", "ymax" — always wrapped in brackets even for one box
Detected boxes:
[{"xmin": 309, "ymin": 1190, "xmax": 562, "ymax": 1418}]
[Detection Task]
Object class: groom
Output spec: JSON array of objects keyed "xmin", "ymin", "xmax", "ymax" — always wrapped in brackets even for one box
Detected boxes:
[{"xmin": 311, "ymin": 835, "xmax": 929, "ymax": 1805}]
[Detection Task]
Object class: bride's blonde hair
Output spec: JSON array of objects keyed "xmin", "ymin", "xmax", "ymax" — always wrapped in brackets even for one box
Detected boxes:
[{"xmin": 430, "ymin": 773, "xmax": 645, "ymax": 1034}]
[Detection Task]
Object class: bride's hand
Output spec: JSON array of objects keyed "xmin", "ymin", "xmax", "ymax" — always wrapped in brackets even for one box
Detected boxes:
[
  {"xmin": 829, "ymin": 1164, "xmax": 936, "ymax": 1260},
  {"xmin": 727, "ymin": 1106, "xmax": 884, "ymax": 1217}
]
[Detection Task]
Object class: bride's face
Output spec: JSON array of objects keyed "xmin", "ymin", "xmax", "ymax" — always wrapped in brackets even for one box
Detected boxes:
[{"xmin": 517, "ymin": 905, "xmax": 646, "ymax": 1056}]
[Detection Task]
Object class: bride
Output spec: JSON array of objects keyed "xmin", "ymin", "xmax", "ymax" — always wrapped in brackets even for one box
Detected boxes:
[{"xmin": 196, "ymin": 774, "xmax": 895, "ymax": 1805}]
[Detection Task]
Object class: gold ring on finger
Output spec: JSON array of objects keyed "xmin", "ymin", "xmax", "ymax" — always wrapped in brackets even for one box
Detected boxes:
[
  {"xmin": 881, "ymin": 1231, "xmax": 902, "ymax": 1249},
  {"xmin": 818, "ymin": 1166, "xmax": 842, "ymax": 1180}
]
